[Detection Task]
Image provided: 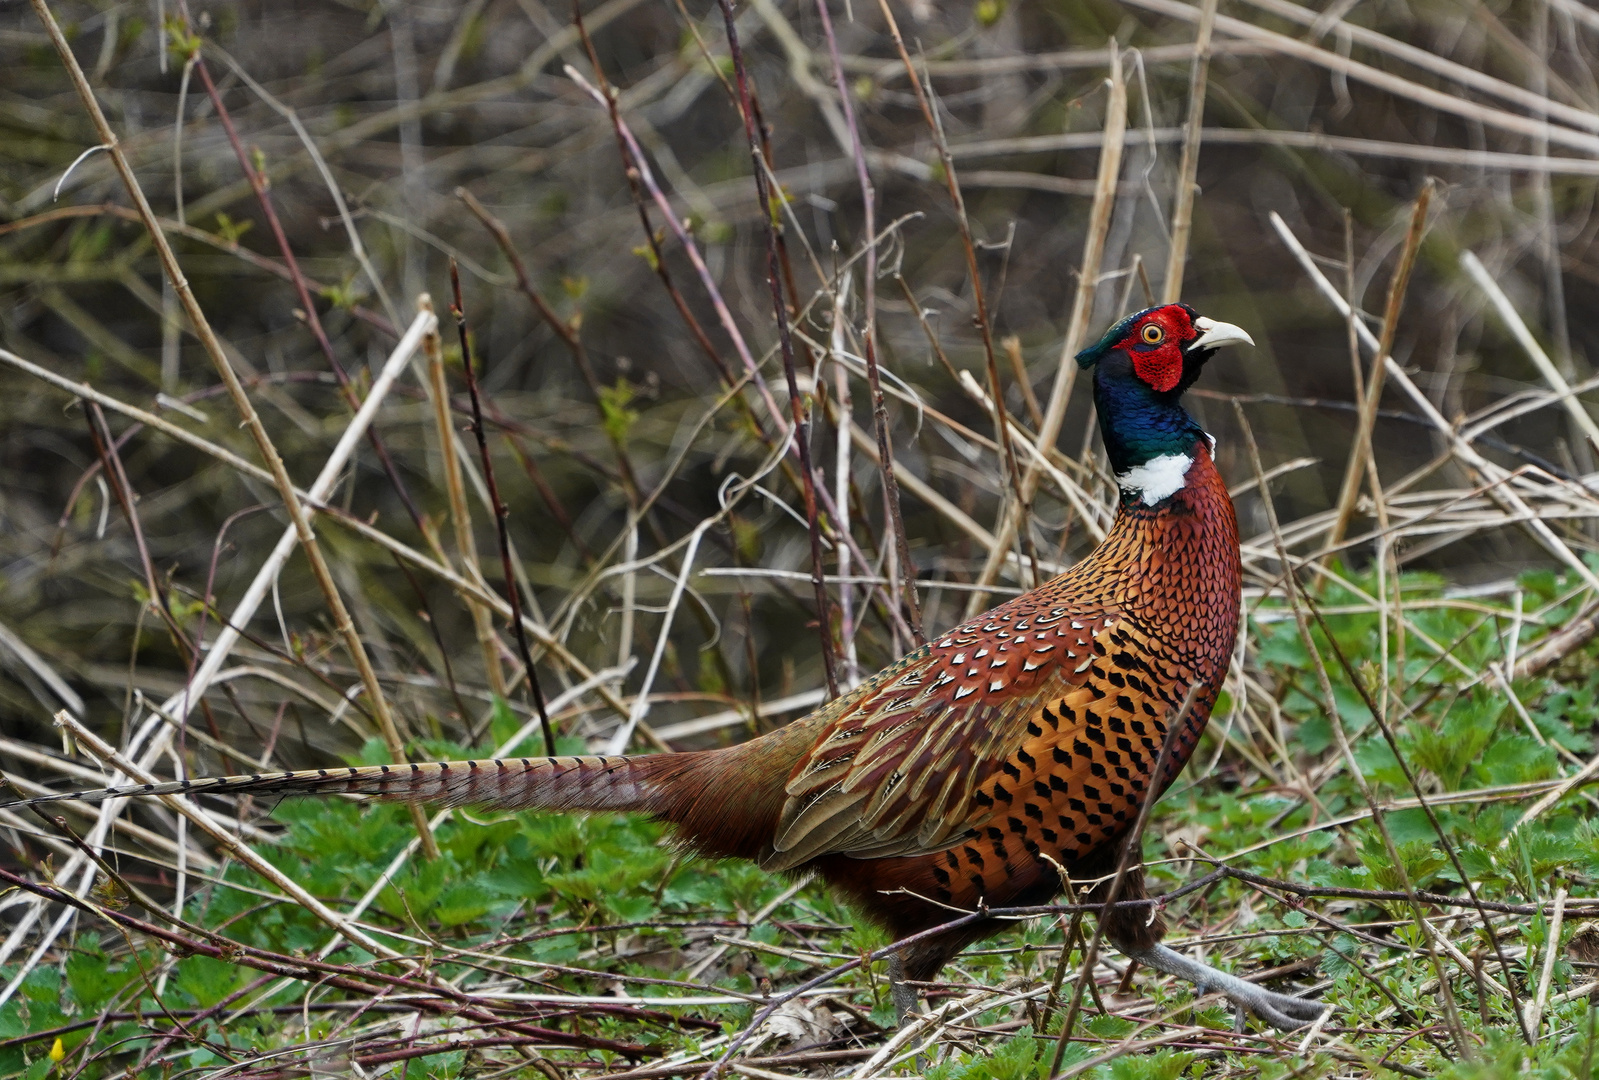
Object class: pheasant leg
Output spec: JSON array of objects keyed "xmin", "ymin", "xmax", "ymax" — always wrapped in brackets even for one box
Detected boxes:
[
  {"xmin": 886, "ymin": 951, "xmax": 921, "ymax": 1027},
  {"xmin": 1121, "ymin": 943, "xmax": 1326, "ymax": 1031}
]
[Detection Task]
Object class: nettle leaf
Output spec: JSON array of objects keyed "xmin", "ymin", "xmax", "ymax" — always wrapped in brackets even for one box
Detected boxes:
[
  {"xmin": 1455, "ymin": 842, "xmax": 1496, "ymax": 881},
  {"xmin": 1358, "ymin": 833, "xmax": 1446, "ymax": 892},
  {"xmin": 434, "ymin": 884, "xmax": 493, "ymax": 927},
  {"xmin": 1528, "ymin": 684, "xmax": 1597, "ymax": 753},
  {"xmin": 521, "ymin": 815, "xmax": 593, "ymax": 863},
  {"xmin": 1475, "ymin": 735, "xmax": 1560, "ymax": 786},
  {"xmin": 1109, "ymin": 1050, "xmax": 1196, "ymax": 1080},
  {"xmin": 483, "ymin": 859, "xmax": 548, "ymax": 902},
  {"xmin": 172, "ymin": 955, "xmax": 247, "ymax": 1008},
  {"xmin": 1321, "ymin": 934, "xmax": 1362, "ymax": 981},
  {"xmin": 1085, "ymin": 1014, "xmax": 1137, "ymax": 1038},
  {"xmin": 65, "ymin": 943, "xmax": 130, "ymax": 1012},
  {"xmin": 1297, "ymin": 712, "xmax": 1332, "ymax": 755},
  {"xmin": 1253, "ymin": 618, "xmax": 1309, "ymax": 667},
  {"xmin": 1408, "ymin": 696, "xmax": 1502, "ymax": 789},
  {"xmin": 378, "ymin": 856, "xmax": 449, "ymax": 921},
  {"xmin": 440, "ymin": 818, "xmax": 517, "ymax": 865},
  {"xmin": 1385, "ymin": 807, "xmax": 1447, "ymax": 847},
  {"xmin": 926, "ymin": 1027, "xmax": 1070, "ymax": 1080},
  {"xmin": 1353, "ymin": 737, "xmax": 1406, "ymax": 789},
  {"xmin": 1516, "ymin": 831, "xmax": 1584, "ymax": 883}
]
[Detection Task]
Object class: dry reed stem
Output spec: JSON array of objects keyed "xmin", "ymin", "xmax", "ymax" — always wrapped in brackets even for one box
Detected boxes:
[
  {"xmin": 1328, "ymin": 179, "xmax": 1433, "ymax": 548},
  {"xmin": 1462, "ymin": 251, "xmax": 1599, "ymax": 449},
  {"xmin": 1161, "ymin": 0, "xmax": 1219, "ymax": 303},
  {"xmin": 421, "ymin": 296, "xmax": 508, "ymax": 699}
]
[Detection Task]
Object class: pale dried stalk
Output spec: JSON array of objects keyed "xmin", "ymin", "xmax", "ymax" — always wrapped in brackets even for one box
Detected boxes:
[
  {"xmin": 422, "ymin": 297, "xmax": 506, "ymax": 698},
  {"xmin": 1461, "ymin": 251, "xmax": 1599, "ymax": 449},
  {"xmin": 1271, "ymin": 211, "xmax": 1599, "ymax": 595},
  {"xmin": 28, "ymin": 0, "xmax": 437, "ymax": 858},
  {"xmin": 1124, "ymin": 0, "xmax": 1599, "ymax": 156},
  {"xmin": 1162, "ymin": 0, "xmax": 1219, "ymax": 302},
  {"xmin": 952, "ymin": 125, "xmax": 1599, "ymax": 174},
  {"xmin": 1328, "ymin": 179, "xmax": 1432, "ymax": 547},
  {"xmin": 965, "ymin": 41, "xmax": 1124, "ymax": 616},
  {"xmin": 1526, "ymin": 884, "xmax": 1568, "ymax": 1042},
  {"xmin": 0, "ymin": 339, "xmax": 631, "ymax": 723}
]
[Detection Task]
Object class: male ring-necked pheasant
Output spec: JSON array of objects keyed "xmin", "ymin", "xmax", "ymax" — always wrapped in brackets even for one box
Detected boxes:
[{"xmin": 3, "ymin": 303, "xmax": 1325, "ymax": 1030}]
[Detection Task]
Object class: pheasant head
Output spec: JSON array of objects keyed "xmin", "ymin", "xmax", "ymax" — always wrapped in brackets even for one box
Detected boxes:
[{"xmin": 1075, "ymin": 303, "xmax": 1253, "ymax": 505}]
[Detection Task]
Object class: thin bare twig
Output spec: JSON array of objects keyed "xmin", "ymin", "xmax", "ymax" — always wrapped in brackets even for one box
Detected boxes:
[
  {"xmin": 714, "ymin": 0, "xmax": 839, "ymax": 697},
  {"xmin": 875, "ymin": 0, "xmax": 1040, "ymax": 592},
  {"xmin": 813, "ymin": 0, "xmax": 924, "ymax": 646},
  {"xmin": 450, "ymin": 262, "xmax": 556, "ymax": 756}
]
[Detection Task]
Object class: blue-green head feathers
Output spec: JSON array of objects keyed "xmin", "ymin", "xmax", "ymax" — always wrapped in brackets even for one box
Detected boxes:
[{"xmin": 1076, "ymin": 306, "xmax": 1161, "ymax": 369}]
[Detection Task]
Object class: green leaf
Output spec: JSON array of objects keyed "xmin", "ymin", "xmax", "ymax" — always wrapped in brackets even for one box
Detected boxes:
[
  {"xmin": 598, "ymin": 378, "xmax": 640, "ymax": 447},
  {"xmin": 214, "ymin": 211, "xmax": 254, "ymax": 244},
  {"xmin": 172, "ymin": 955, "xmax": 246, "ymax": 1008},
  {"xmin": 65, "ymin": 943, "xmax": 128, "ymax": 1011},
  {"xmin": 1477, "ymin": 735, "xmax": 1559, "ymax": 786},
  {"xmin": 434, "ymin": 884, "xmax": 492, "ymax": 927}
]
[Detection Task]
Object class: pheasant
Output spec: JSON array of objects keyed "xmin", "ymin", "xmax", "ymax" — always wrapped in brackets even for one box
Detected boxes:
[{"xmin": 2, "ymin": 303, "xmax": 1324, "ymax": 1030}]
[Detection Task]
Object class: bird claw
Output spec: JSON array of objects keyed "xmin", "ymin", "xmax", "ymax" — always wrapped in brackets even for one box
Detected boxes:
[{"xmin": 1226, "ymin": 983, "xmax": 1327, "ymax": 1032}]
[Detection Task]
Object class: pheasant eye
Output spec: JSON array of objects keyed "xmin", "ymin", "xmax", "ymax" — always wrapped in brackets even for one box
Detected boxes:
[{"xmin": 1140, "ymin": 324, "xmax": 1164, "ymax": 344}]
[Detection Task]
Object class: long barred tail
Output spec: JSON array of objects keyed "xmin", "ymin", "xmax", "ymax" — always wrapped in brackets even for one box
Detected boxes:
[
  {"xmin": 3, "ymin": 726, "xmax": 812, "ymax": 862},
  {"xmin": 0, "ymin": 756, "xmax": 669, "ymax": 816}
]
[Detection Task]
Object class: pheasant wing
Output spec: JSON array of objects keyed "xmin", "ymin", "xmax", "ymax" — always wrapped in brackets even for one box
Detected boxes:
[{"xmin": 766, "ymin": 603, "xmax": 1172, "ymax": 871}]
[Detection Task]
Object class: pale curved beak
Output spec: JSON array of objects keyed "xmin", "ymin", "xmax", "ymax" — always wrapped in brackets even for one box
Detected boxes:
[{"xmin": 1191, "ymin": 315, "xmax": 1254, "ymax": 351}]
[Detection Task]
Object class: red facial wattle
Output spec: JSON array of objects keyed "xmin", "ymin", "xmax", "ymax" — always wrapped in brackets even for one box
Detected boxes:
[{"xmin": 1121, "ymin": 307, "xmax": 1196, "ymax": 393}]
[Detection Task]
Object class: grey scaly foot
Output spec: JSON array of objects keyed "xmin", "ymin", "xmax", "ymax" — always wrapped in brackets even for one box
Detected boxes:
[{"xmin": 1122, "ymin": 943, "xmax": 1326, "ymax": 1032}]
